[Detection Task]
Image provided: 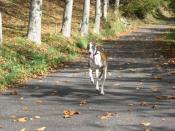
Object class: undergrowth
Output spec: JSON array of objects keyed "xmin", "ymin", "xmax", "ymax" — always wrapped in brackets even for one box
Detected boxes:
[
  {"xmin": 167, "ymin": 26, "xmax": 175, "ymax": 41},
  {"xmin": 0, "ymin": 37, "xmax": 78, "ymax": 90}
]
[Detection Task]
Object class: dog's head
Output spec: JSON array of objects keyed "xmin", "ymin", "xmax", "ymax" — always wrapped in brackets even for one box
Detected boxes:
[{"xmin": 88, "ymin": 42, "xmax": 96, "ymax": 56}]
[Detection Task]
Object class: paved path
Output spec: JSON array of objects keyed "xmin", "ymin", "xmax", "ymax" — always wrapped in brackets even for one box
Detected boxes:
[{"xmin": 0, "ymin": 24, "xmax": 175, "ymax": 131}]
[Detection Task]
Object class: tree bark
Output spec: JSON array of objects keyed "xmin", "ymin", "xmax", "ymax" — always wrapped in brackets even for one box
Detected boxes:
[
  {"xmin": 27, "ymin": 0, "xmax": 42, "ymax": 44},
  {"xmin": 61, "ymin": 0, "xmax": 74, "ymax": 37},
  {"xmin": 80, "ymin": 0, "xmax": 90, "ymax": 36},
  {"xmin": 115, "ymin": 0, "xmax": 120, "ymax": 10},
  {"xmin": 0, "ymin": 12, "xmax": 2, "ymax": 44},
  {"xmin": 103, "ymin": 0, "xmax": 109, "ymax": 21},
  {"xmin": 94, "ymin": 0, "xmax": 101, "ymax": 34}
]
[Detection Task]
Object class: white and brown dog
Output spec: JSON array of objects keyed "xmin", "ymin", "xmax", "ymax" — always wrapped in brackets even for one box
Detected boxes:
[{"xmin": 88, "ymin": 42, "xmax": 108, "ymax": 95}]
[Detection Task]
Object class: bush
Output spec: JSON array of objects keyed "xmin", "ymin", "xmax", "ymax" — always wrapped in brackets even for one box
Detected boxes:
[
  {"xmin": 169, "ymin": 0, "xmax": 175, "ymax": 13},
  {"xmin": 76, "ymin": 38, "xmax": 88, "ymax": 49},
  {"xmin": 0, "ymin": 36, "xmax": 77, "ymax": 89},
  {"xmin": 121, "ymin": 0, "xmax": 162, "ymax": 19},
  {"xmin": 101, "ymin": 15, "xmax": 127, "ymax": 37}
]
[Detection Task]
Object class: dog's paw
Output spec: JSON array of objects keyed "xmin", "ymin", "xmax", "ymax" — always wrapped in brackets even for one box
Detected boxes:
[
  {"xmin": 90, "ymin": 78, "xmax": 94, "ymax": 84},
  {"xmin": 96, "ymin": 86, "xmax": 100, "ymax": 91},
  {"xmin": 91, "ymin": 80, "xmax": 94, "ymax": 84},
  {"xmin": 100, "ymin": 91, "xmax": 105, "ymax": 95}
]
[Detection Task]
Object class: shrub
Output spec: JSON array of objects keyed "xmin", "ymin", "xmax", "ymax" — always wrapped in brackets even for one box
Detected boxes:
[
  {"xmin": 76, "ymin": 38, "xmax": 88, "ymax": 49},
  {"xmin": 121, "ymin": 0, "xmax": 162, "ymax": 19},
  {"xmin": 101, "ymin": 15, "xmax": 126, "ymax": 37}
]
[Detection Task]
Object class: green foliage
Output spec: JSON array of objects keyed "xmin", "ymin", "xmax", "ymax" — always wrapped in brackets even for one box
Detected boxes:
[
  {"xmin": 121, "ymin": 0, "xmax": 162, "ymax": 19},
  {"xmin": 167, "ymin": 26, "xmax": 175, "ymax": 41},
  {"xmin": 169, "ymin": 0, "xmax": 175, "ymax": 13},
  {"xmin": 76, "ymin": 38, "xmax": 88, "ymax": 49},
  {"xmin": 0, "ymin": 37, "xmax": 77, "ymax": 89},
  {"xmin": 101, "ymin": 16, "xmax": 126, "ymax": 37}
]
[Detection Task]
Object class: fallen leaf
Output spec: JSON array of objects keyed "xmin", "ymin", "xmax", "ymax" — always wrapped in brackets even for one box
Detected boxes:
[
  {"xmin": 63, "ymin": 110, "xmax": 80, "ymax": 118},
  {"xmin": 17, "ymin": 117, "xmax": 28, "ymax": 123},
  {"xmin": 152, "ymin": 76, "xmax": 161, "ymax": 80},
  {"xmin": 9, "ymin": 115, "xmax": 17, "ymax": 119},
  {"xmin": 156, "ymin": 95, "xmax": 175, "ymax": 100},
  {"xmin": 23, "ymin": 107, "xmax": 29, "ymax": 111},
  {"xmin": 34, "ymin": 116, "xmax": 40, "ymax": 119},
  {"xmin": 30, "ymin": 118, "xmax": 33, "ymax": 120},
  {"xmin": 20, "ymin": 128, "xmax": 25, "ymax": 131},
  {"xmin": 35, "ymin": 127, "xmax": 46, "ymax": 131},
  {"xmin": 151, "ymin": 87, "xmax": 158, "ymax": 92},
  {"xmin": 36, "ymin": 100, "xmax": 43, "ymax": 104},
  {"xmin": 162, "ymin": 118, "xmax": 166, "ymax": 121},
  {"xmin": 80, "ymin": 99, "xmax": 87, "ymax": 106},
  {"xmin": 100, "ymin": 112, "xmax": 116, "ymax": 120},
  {"xmin": 139, "ymin": 101, "xmax": 148, "ymax": 106},
  {"xmin": 0, "ymin": 125, "xmax": 3, "ymax": 128},
  {"xmin": 11, "ymin": 90, "xmax": 18, "ymax": 95},
  {"xmin": 114, "ymin": 83, "xmax": 120, "ymax": 86},
  {"xmin": 128, "ymin": 104, "xmax": 134, "ymax": 106},
  {"xmin": 20, "ymin": 97, "xmax": 24, "ymax": 100},
  {"xmin": 144, "ymin": 128, "xmax": 151, "ymax": 131},
  {"xmin": 141, "ymin": 122, "xmax": 151, "ymax": 126},
  {"xmin": 152, "ymin": 105, "xmax": 159, "ymax": 109}
]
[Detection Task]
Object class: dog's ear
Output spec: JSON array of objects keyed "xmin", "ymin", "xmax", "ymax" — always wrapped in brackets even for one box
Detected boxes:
[{"xmin": 96, "ymin": 46, "xmax": 104, "ymax": 51}]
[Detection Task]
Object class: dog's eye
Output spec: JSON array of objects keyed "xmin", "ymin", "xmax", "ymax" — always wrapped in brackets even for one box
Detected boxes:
[{"xmin": 92, "ymin": 46, "xmax": 96, "ymax": 50}]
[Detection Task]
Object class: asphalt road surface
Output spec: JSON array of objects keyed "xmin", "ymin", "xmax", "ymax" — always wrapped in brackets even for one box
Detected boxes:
[{"xmin": 0, "ymin": 24, "xmax": 175, "ymax": 131}]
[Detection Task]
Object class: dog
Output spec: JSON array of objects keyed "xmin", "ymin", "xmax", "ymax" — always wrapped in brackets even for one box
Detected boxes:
[{"xmin": 88, "ymin": 42, "xmax": 108, "ymax": 95}]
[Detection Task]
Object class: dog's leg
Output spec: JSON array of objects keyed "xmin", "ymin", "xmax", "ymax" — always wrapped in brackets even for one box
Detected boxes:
[
  {"xmin": 89, "ymin": 68, "xmax": 94, "ymax": 84},
  {"xmin": 95, "ymin": 69, "xmax": 100, "ymax": 90},
  {"xmin": 100, "ymin": 66, "xmax": 107, "ymax": 95}
]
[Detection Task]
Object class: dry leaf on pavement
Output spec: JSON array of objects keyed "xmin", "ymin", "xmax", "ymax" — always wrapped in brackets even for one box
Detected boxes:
[
  {"xmin": 80, "ymin": 99, "xmax": 87, "ymax": 106},
  {"xmin": 35, "ymin": 127, "xmax": 46, "ymax": 131},
  {"xmin": 63, "ymin": 110, "xmax": 80, "ymax": 118},
  {"xmin": 9, "ymin": 115, "xmax": 17, "ymax": 119},
  {"xmin": 11, "ymin": 90, "xmax": 18, "ymax": 96},
  {"xmin": 156, "ymin": 95, "xmax": 175, "ymax": 100},
  {"xmin": 17, "ymin": 117, "xmax": 28, "ymax": 123},
  {"xmin": 152, "ymin": 76, "xmax": 161, "ymax": 80},
  {"xmin": 141, "ymin": 122, "xmax": 151, "ymax": 126},
  {"xmin": 100, "ymin": 112, "xmax": 116, "ymax": 120},
  {"xmin": 139, "ymin": 101, "xmax": 149, "ymax": 106},
  {"xmin": 23, "ymin": 107, "xmax": 29, "ymax": 112},
  {"xmin": 20, "ymin": 128, "xmax": 26, "ymax": 131},
  {"xmin": 36, "ymin": 100, "xmax": 43, "ymax": 104},
  {"xmin": 152, "ymin": 105, "xmax": 159, "ymax": 109},
  {"xmin": 34, "ymin": 116, "xmax": 40, "ymax": 119}
]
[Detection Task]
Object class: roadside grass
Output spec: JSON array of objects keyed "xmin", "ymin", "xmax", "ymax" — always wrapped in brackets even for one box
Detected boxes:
[
  {"xmin": 166, "ymin": 26, "xmax": 175, "ymax": 51},
  {"xmin": 0, "ymin": 37, "xmax": 78, "ymax": 90},
  {"xmin": 167, "ymin": 26, "xmax": 175, "ymax": 41}
]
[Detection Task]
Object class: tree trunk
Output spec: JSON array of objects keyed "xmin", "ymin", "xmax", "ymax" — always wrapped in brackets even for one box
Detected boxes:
[
  {"xmin": 80, "ymin": 0, "xmax": 90, "ymax": 36},
  {"xmin": 103, "ymin": 0, "xmax": 109, "ymax": 21},
  {"xmin": 115, "ymin": 0, "xmax": 120, "ymax": 10},
  {"xmin": 0, "ymin": 12, "xmax": 2, "ymax": 44},
  {"xmin": 94, "ymin": 0, "xmax": 101, "ymax": 34},
  {"xmin": 61, "ymin": 0, "xmax": 74, "ymax": 37},
  {"xmin": 27, "ymin": 0, "xmax": 42, "ymax": 44}
]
